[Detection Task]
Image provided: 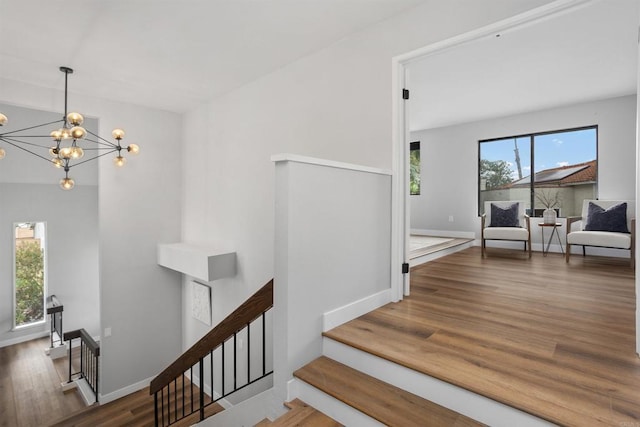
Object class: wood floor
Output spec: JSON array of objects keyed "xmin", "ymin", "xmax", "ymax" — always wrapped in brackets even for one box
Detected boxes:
[
  {"xmin": 0, "ymin": 336, "xmax": 223, "ymax": 427},
  {"xmin": 324, "ymin": 247, "xmax": 638, "ymax": 426},
  {"xmin": 0, "ymin": 337, "xmax": 85, "ymax": 427}
]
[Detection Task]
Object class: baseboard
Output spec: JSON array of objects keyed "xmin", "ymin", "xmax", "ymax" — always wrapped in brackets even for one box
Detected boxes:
[
  {"xmin": 410, "ymin": 240, "xmax": 474, "ymax": 267},
  {"xmin": 411, "ymin": 229, "xmax": 475, "ymax": 239},
  {"xmin": 99, "ymin": 375, "xmax": 154, "ymax": 404},
  {"xmin": 323, "ymin": 289, "xmax": 393, "ymax": 332},
  {"xmin": 0, "ymin": 330, "xmax": 48, "ymax": 349}
]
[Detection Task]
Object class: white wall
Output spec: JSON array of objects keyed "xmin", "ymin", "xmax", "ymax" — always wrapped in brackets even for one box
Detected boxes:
[
  {"xmin": 0, "ymin": 183, "xmax": 100, "ymax": 345},
  {"xmin": 410, "ymin": 95, "xmax": 637, "ymax": 244},
  {"xmin": 180, "ymin": 0, "xmax": 552, "ymax": 354},
  {"xmin": 0, "ymin": 78, "xmax": 183, "ymax": 397}
]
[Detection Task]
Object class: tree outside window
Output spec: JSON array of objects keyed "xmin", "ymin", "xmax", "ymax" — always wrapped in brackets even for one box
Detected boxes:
[{"xmin": 410, "ymin": 141, "xmax": 420, "ymax": 196}]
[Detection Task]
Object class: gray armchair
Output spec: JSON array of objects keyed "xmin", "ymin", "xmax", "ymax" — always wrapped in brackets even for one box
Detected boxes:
[
  {"xmin": 481, "ymin": 201, "xmax": 531, "ymax": 258},
  {"xmin": 566, "ymin": 200, "xmax": 635, "ymax": 268}
]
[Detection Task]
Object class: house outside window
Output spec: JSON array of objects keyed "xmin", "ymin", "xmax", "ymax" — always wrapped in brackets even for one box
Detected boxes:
[
  {"xmin": 478, "ymin": 126, "xmax": 597, "ymax": 217},
  {"xmin": 410, "ymin": 141, "xmax": 420, "ymax": 196},
  {"xmin": 14, "ymin": 222, "xmax": 47, "ymax": 328}
]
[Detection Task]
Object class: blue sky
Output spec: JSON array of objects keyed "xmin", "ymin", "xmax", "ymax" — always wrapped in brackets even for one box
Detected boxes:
[{"xmin": 481, "ymin": 128, "xmax": 597, "ymax": 180}]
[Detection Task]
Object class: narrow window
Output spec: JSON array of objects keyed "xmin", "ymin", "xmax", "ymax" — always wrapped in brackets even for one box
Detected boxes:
[
  {"xmin": 14, "ymin": 222, "xmax": 47, "ymax": 328},
  {"xmin": 410, "ymin": 141, "xmax": 421, "ymax": 195}
]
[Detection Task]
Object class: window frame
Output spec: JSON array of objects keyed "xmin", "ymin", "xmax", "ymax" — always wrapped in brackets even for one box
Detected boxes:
[
  {"xmin": 13, "ymin": 221, "xmax": 48, "ymax": 330},
  {"xmin": 477, "ymin": 125, "xmax": 598, "ymax": 217}
]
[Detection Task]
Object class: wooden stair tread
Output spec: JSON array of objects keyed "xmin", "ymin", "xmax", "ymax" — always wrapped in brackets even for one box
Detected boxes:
[
  {"xmin": 256, "ymin": 399, "xmax": 342, "ymax": 427},
  {"xmin": 294, "ymin": 356, "xmax": 484, "ymax": 427}
]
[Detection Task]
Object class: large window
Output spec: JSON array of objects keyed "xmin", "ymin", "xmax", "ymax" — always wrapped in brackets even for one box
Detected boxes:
[
  {"xmin": 479, "ymin": 126, "xmax": 597, "ymax": 217},
  {"xmin": 410, "ymin": 141, "xmax": 420, "ymax": 195},
  {"xmin": 14, "ymin": 222, "xmax": 47, "ymax": 328}
]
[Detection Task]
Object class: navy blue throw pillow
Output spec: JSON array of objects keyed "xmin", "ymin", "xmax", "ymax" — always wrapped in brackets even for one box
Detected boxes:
[
  {"xmin": 584, "ymin": 202, "xmax": 629, "ymax": 233},
  {"xmin": 490, "ymin": 203, "xmax": 519, "ymax": 227}
]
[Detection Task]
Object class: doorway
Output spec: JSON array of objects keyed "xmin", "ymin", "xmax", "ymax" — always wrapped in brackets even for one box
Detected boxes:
[{"xmin": 391, "ymin": 0, "xmax": 639, "ymax": 348}]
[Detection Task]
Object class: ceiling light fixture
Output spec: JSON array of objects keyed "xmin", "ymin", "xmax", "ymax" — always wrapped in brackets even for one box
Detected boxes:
[{"xmin": 0, "ymin": 66, "xmax": 140, "ymax": 190}]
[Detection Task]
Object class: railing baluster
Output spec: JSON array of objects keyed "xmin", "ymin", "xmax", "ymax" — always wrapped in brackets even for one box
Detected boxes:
[
  {"xmin": 161, "ymin": 388, "xmax": 165, "ymax": 426},
  {"xmin": 182, "ymin": 373, "xmax": 185, "ymax": 418},
  {"xmin": 154, "ymin": 392, "xmax": 159, "ymax": 427},
  {"xmin": 173, "ymin": 378, "xmax": 177, "ymax": 423},
  {"xmin": 262, "ymin": 312, "xmax": 266, "ymax": 376},
  {"xmin": 210, "ymin": 350, "xmax": 214, "ymax": 402},
  {"xmin": 67, "ymin": 337, "xmax": 73, "ymax": 383},
  {"xmin": 95, "ymin": 352, "xmax": 99, "ymax": 404},
  {"xmin": 233, "ymin": 333, "xmax": 237, "ymax": 390},
  {"xmin": 199, "ymin": 358, "xmax": 205, "ymax": 420},
  {"xmin": 189, "ymin": 366, "xmax": 193, "ymax": 414},
  {"xmin": 247, "ymin": 322, "xmax": 251, "ymax": 383},
  {"xmin": 222, "ymin": 341, "xmax": 225, "ymax": 397}
]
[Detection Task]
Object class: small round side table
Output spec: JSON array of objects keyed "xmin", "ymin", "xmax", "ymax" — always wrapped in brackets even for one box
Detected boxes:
[{"xmin": 538, "ymin": 222, "xmax": 563, "ymax": 256}]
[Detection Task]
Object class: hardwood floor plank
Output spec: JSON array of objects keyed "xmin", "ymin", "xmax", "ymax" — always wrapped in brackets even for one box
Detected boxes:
[{"xmin": 324, "ymin": 247, "xmax": 638, "ymax": 426}]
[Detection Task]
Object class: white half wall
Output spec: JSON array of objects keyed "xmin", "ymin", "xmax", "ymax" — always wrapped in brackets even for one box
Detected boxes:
[
  {"xmin": 273, "ymin": 155, "xmax": 392, "ymax": 404},
  {"xmin": 410, "ymin": 95, "xmax": 637, "ymax": 244}
]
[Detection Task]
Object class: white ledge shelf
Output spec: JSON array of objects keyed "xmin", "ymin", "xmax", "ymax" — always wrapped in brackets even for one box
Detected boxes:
[{"xmin": 157, "ymin": 243, "xmax": 236, "ymax": 282}]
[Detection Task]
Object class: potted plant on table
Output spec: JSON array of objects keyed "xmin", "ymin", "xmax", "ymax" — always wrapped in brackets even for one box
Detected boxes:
[{"xmin": 536, "ymin": 189, "xmax": 561, "ymax": 224}]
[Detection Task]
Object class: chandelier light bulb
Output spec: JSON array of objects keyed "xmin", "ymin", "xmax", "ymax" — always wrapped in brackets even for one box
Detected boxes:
[
  {"xmin": 49, "ymin": 146, "xmax": 60, "ymax": 156},
  {"xmin": 59, "ymin": 146, "xmax": 73, "ymax": 159},
  {"xmin": 70, "ymin": 126, "xmax": 86, "ymax": 139},
  {"xmin": 66, "ymin": 112, "xmax": 84, "ymax": 126},
  {"xmin": 127, "ymin": 144, "xmax": 140, "ymax": 155},
  {"xmin": 50, "ymin": 130, "xmax": 63, "ymax": 141},
  {"xmin": 70, "ymin": 146, "xmax": 84, "ymax": 159},
  {"xmin": 52, "ymin": 158, "xmax": 64, "ymax": 168},
  {"xmin": 112, "ymin": 128, "xmax": 125, "ymax": 140},
  {"xmin": 0, "ymin": 148, "xmax": 5, "ymax": 159},
  {"xmin": 59, "ymin": 177, "xmax": 75, "ymax": 190},
  {"xmin": 0, "ymin": 113, "xmax": 7, "ymax": 126},
  {"xmin": 113, "ymin": 155, "xmax": 126, "ymax": 167},
  {"xmin": 60, "ymin": 128, "xmax": 72, "ymax": 140}
]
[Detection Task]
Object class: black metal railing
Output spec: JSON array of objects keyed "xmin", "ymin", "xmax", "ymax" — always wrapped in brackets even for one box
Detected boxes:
[
  {"xmin": 46, "ymin": 295, "xmax": 63, "ymax": 348},
  {"xmin": 150, "ymin": 280, "xmax": 273, "ymax": 426},
  {"xmin": 64, "ymin": 328, "xmax": 100, "ymax": 403}
]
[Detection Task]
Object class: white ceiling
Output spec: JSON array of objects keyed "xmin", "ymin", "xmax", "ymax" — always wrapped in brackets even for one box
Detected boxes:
[
  {"xmin": 0, "ymin": 0, "xmax": 425, "ymax": 113},
  {"xmin": 408, "ymin": 0, "xmax": 640, "ymax": 131}
]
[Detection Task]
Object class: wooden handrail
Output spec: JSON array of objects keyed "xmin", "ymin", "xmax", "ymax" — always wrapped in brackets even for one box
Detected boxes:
[
  {"xmin": 64, "ymin": 328, "xmax": 100, "ymax": 356},
  {"xmin": 46, "ymin": 295, "xmax": 63, "ymax": 314},
  {"xmin": 150, "ymin": 279, "xmax": 273, "ymax": 395}
]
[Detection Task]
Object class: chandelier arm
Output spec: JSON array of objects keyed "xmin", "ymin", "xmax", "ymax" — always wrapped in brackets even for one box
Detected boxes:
[
  {"xmin": 82, "ymin": 135, "xmax": 119, "ymax": 148},
  {"xmin": 0, "ymin": 119, "xmax": 64, "ymax": 137},
  {"xmin": 1, "ymin": 136, "xmax": 54, "ymax": 149},
  {"xmin": 85, "ymin": 129, "xmax": 119, "ymax": 148},
  {"xmin": 1, "ymin": 139, "xmax": 58, "ymax": 164},
  {"xmin": 67, "ymin": 148, "xmax": 118, "ymax": 168}
]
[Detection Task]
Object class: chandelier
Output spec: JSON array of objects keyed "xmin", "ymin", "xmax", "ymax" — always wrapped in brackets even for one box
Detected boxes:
[{"xmin": 0, "ymin": 66, "xmax": 139, "ymax": 190}]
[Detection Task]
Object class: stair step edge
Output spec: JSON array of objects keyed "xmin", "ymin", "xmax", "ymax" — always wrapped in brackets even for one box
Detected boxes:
[{"xmin": 294, "ymin": 356, "xmax": 485, "ymax": 427}]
